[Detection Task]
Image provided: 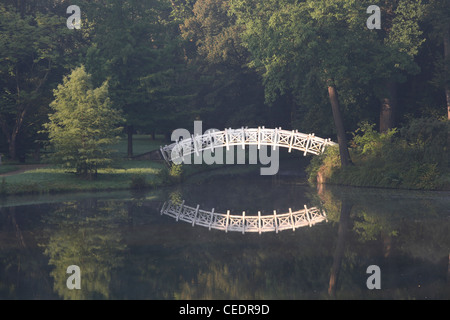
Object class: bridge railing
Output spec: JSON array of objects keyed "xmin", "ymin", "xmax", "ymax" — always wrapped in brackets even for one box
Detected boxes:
[
  {"xmin": 160, "ymin": 200, "xmax": 328, "ymax": 234},
  {"xmin": 160, "ymin": 127, "xmax": 337, "ymax": 165}
]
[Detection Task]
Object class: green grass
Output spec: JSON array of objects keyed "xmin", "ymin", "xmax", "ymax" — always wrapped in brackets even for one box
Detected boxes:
[
  {"xmin": 0, "ymin": 135, "xmax": 283, "ymax": 195},
  {"xmin": 0, "ymin": 159, "xmax": 166, "ymax": 195},
  {"xmin": 0, "ymin": 165, "xmax": 19, "ymax": 174}
]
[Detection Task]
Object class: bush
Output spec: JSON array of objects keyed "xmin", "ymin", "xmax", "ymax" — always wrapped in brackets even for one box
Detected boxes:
[
  {"xmin": 130, "ymin": 174, "xmax": 148, "ymax": 190},
  {"xmin": 157, "ymin": 164, "xmax": 184, "ymax": 185},
  {"xmin": 307, "ymin": 118, "xmax": 449, "ymax": 190}
]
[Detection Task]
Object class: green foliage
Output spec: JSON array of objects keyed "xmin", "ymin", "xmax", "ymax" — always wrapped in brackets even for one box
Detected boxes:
[
  {"xmin": 157, "ymin": 164, "xmax": 184, "ymax": 185},
  {"xmin": 130, "ymin": 174, "xmax": 148, "ymax": 190},
  {"xmin": 308, "ymin": 118, "xmax": 449, "ymax": 190},
  {"xmin": 306, "ymin": 145, "xmax": 340, "ymax": 185},
  {"xmin": 351, "ymin": 121, "xmax": 397, "ymax": 158},
  {"xmin": 0, "ymin": 3, "xmax": 78, "ymax": 159},
  {"xmin": 43, "ymin": 66, "xmax": 124, "ymax": 179}
]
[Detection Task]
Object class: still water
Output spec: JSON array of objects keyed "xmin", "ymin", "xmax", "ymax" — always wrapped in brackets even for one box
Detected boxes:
[{"xmin": 0, "ymin": 167, "xmax": 449, "ymax": 300}]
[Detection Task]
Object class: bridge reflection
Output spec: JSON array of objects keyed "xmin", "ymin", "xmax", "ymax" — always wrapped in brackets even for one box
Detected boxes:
[{"xmin": 160, "ymin": 200, "xmax": 328, "ymax": 234}]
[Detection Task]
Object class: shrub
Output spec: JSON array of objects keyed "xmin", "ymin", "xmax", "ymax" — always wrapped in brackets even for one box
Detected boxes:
[
  {"xmin": 307, "ymin": 118, "xmax": 449, "ymax": 190},
  {"xmin": 157, "ymin": 164, "xmax": 184, "ymax": 185},
  {"xmin": 130, "ymin": 174, "xmax": 148, "ymax": 190}
]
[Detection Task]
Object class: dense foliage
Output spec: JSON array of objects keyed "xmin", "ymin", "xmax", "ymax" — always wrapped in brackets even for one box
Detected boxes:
[
  {"xmin": 307, "ymin": 118, "xmax": 449, "ymax": 190},
  {"xmin": 0, "ymin": 0, "xmax": 448, "ymax": 186}
]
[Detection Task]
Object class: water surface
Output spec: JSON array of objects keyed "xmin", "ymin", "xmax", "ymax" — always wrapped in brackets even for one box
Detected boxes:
[{"xmin": 0, "ymin": 168, "xmax": 449, "ymax": 300}]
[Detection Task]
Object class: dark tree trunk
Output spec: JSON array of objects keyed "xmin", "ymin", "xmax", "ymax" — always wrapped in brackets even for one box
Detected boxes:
[
  {"xmin": 444, "ymin": 30, "xmax": 450, "ymax": 121},
  {"xmin": 8, "ymin": 135, "xmax": 17, "ymax": 161},
  {"xmin": 327, "ymin": 84, "xmax": 352, "ymax": 167},
  {"xmin": 380, "ymin": 81, "xmax": 398, "ymax": 133},
  {"xmin": 127, "ymin": 125, "xmax": 134, "ymax": 158},
  {"xmin": 328, "ymin": 200, "xmax": 353, "ymax": 297}
]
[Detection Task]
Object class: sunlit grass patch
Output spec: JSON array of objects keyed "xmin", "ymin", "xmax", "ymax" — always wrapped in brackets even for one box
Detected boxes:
[{"xmin": 1, "ymin": 160, "xmax": 166, "ymax": 195}]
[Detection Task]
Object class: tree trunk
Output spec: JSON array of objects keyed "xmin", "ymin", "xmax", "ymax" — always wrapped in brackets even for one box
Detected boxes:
[
  {"xmin": 327, "ymin": 84, "xmax": 352, "ymax": 167},
  {"xmin": 444, "ymin": 30, "xmax": 450, "ymax": 121},
  {"xmin": 328, "ymin": 200, "xmax": 352, "ymax": 297},
  {"xmin": 380, "ymin": 81, "xmax": 398, "ymax": 133},
  {"xmin": 447, "ymin": 253, "xmax": 450, "ymax": 284},
  {"xmin": 8, "ymin": 136, "xmax": 17, "ymax": 161},
  {"xmin": 127, "ymin": 125, "xmax": 134, "ymax": 158}
]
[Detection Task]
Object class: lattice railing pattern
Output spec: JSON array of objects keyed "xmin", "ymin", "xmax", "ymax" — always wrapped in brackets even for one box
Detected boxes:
[
  {"xmin": 160, "ymin": 127, "xmax": 337, "ymax": 164},
  {"xmin": 160, "ymin": 201, "xmax": 328, "ymax": 234}
]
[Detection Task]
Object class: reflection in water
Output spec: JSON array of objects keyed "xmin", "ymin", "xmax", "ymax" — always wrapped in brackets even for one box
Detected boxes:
[
  {"xmin": 0, "ymin": 172, "xmax": 449, "ymax": 300},
  {"xmin": 41, "ymin": 200, "xmax": 128, "ymax": 299},
  {"xmin": 160, "ymin": 200, "xmax": 328, "ymax": 233}
]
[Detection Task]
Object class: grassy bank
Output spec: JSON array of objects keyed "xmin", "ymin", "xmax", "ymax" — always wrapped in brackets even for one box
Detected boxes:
[
  {"xmin": 0, "ymin": 135, "xmax": 169, "ymax": 195},
  {"xmin": 0, "ymin": 130, "xmax": 261, "ymax": 195},
  {"xmin": 0, "ymin": 160, "xmax": 166, "ymax": 195},
  {"xmin": 307, "ymin": 119, "xmax": 450, "ymax": 191}
]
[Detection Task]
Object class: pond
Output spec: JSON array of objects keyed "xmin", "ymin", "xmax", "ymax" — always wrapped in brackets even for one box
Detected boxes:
[{"xmin": 0, "ymin": 164, "xmax": 449, "ymax": 300}]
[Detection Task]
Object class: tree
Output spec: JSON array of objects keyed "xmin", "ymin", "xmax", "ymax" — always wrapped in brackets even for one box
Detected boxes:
[
  {"xmin": 374, "ymin": 0, "xmax": 425, "ymax": 132},
  {"xmin": 43, "ymin": 66, "xmax": 124, "ymax": 179},
  {"xmin": 425, "ymin": 0, "xmax": 450, "ymax": 120},
  {"xmin": 231, "ymin": 0, "xmax": 380, "ymax": 166},
  {"xmin": 176, "ymin": 0, "xmax": 271, "ymax": 130},
  {"xmin": 83, "ymin": 0, "xmax": 191, "ymax": 155},
  {"xmin": 0, "ymin": 4, "xmax": 73, "ymax": 160}
]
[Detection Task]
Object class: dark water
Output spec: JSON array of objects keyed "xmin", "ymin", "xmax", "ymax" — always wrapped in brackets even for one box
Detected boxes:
[{"xmin": 0, "ymin": 169, "xmax": 449, "ymax": 300}]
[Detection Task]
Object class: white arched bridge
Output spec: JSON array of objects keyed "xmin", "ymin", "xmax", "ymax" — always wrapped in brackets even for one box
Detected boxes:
[
  {"xmin": 161, "ymin": 200, "xmax": 328, "ymax": 234},
  {"xmin": 160, "ymin": 127, "xmax": 337, "ymax": 165}
]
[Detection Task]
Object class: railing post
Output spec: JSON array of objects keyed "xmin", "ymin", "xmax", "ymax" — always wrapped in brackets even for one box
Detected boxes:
[
  {"xmin": 304, "ymin": 205, "xmax": 311, "ymax": 227},
  {"xmin": 274, "ymin": 210, "xmax": 278, "ymax": 233},
  {"xmin": 208, "ymin": 208, "xmax": 215, "ymax": 230},
  {"xmin": 258, "ymin": 211, "xmax": 262, "ymax": 234},
  {"xmin": 192, "ymin": 204, "xmax": 200, "ymax": 226},
  {"xmin": 257, "ymin": 127, "xmax": 261, "ymax": 150},
  {"xmin": 225, "ymin": 210, "xmax": 230, "ymax": 233},
  {"xmin": 304, "ymin": 134, "xmax": 312, "ymax": 156},
  {"xmin": 242, "ymin": 211, "xmax": 246, "ymax": 234},
  {"xmin": 192, "ymin": 134, "xmax": 200, "ymax": 156},
  {"xmin": 289, "ymin": 208, "xmax": 295, "ymax": 231},
  {"xmin": 160, "ymin": 201, "xmax": 168, "ymax": 215},
  {"xmin": 176, "ymin": 200, "xmax": 185, "ymax": 221},
  {"xmin": 273, "ymin": 127, "xmax": 278, "ymax": 150},
  {"xmin": 288, "ymin": 130, "xmax": 295, "ymax": 153}
]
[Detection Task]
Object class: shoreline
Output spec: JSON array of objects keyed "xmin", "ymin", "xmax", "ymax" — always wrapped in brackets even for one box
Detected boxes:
[{"xmin": 0, "ymin": 159, "xmax": 448, "ymax": 198}]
